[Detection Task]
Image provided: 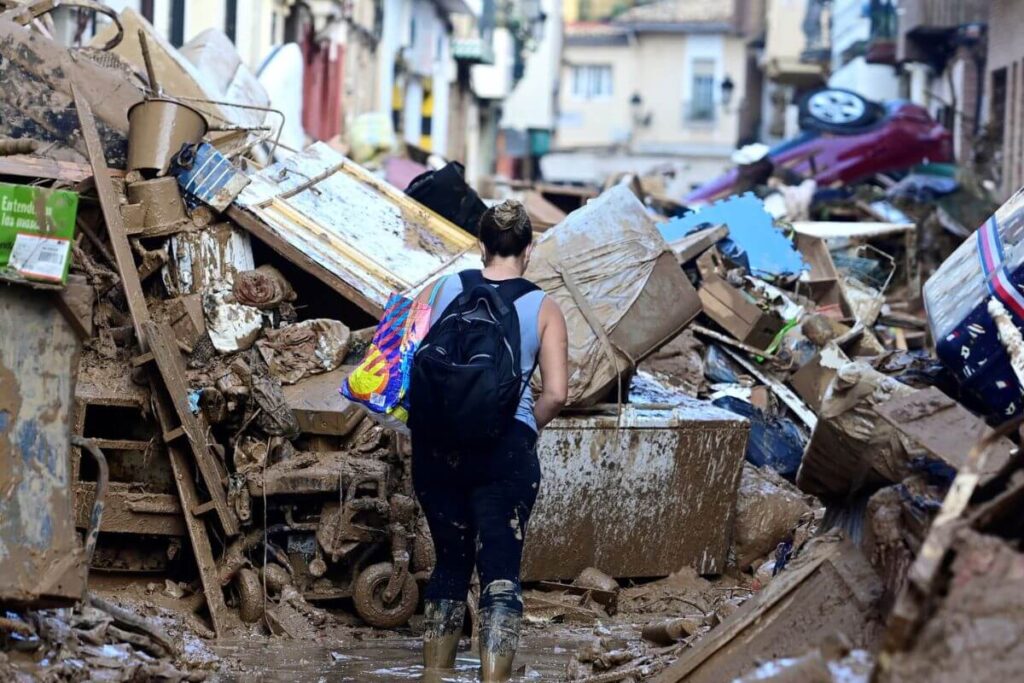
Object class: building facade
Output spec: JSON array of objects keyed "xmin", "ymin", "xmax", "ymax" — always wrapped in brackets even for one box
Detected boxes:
[
  {"xmin": 48, "ymin": 0, "xmax": 519, "ymax": 169},
  {"xmin": 548, "ymin": 0, "xmax": 761, "ymax": 191},
  {"xmin": 896, "ymin": 0, "xmax": 990, "ymax": 170},
  {"xmin": 987, "ymin": 0, "xmax": 1024, "ymax": 200},
  {"xmin": 758, "ymin": 0, "xmax": 828, "ymax": 143},
  {"xmin": 828, "ymin": 0, "xmax": 899, "ymax": 100}
]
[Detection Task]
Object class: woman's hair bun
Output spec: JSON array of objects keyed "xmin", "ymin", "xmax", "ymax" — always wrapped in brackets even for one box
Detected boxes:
[
  {"xmin": 491, "ymin": 200, "xmax": 529, "ymax": 233},
  {"xmin": 478, "ymin": 199, "xmax": 533, "ymax": 258}
]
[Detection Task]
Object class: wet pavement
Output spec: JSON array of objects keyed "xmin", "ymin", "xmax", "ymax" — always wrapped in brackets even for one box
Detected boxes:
[{"xmin": 210, "ymin": 631, "xmax": 586, "ymax": 681}]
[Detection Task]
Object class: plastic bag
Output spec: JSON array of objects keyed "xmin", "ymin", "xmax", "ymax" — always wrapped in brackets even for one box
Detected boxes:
[{"xmin": 341, "ymin": 282, "xmax": 441, "ymax": 421}]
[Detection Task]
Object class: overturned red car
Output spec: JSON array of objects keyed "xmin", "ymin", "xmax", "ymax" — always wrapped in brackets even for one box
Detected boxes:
[{"xmin": 685, "ymin": 88, "xmax": 953, "ymax": 204}]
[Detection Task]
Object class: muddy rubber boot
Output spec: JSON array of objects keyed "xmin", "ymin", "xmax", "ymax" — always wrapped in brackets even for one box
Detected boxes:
[
  {"xmin": 478, "ymin": 583, "xmax": 522, "ymax": 683},
  {"xmin": 422, "ymin": 599, "xmax": 466, "ymax": 673}
]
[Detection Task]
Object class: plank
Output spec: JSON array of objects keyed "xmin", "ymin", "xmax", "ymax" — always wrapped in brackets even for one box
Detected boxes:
[
  {"xmin": 874, "ymin": 387, "xmax": 1014, "ymax": 483},
  {"xmin": 144, "ymin": 320, "xmax": 238, "ymax": 537},
  {"xmin": 0, "ymin": 155, "xmax": 99, "ymax": 183},
  {"xmin": 720, "ymin": 346, "xmax": 817, "ymax": 429},
  {"xmin": 692, "ymin": 323, "xmax": 775, "ymax": 360},
  {"xmin": 70, "ymin": 81, "xmax": 150, "ymax": 344},
  {"xmin": 652, "ymin": 541, "xmax": 843, "ymax": 683},
  {"xmin": 883, "ymin": 422, "xmax": 1014, "ymax": 651},
  {"xmin": 166, "ymin": 443, "xmax": 231, "ymax": 636},
  {"xmin": 665, "ymin": 225, "xmax": 728, "ymax": 265},
  {"xmin": 81, "ymin": 438, "xmax": 155, "ymax": 452},
  {"xmin": 73, "ymin": 483, "xmax": 185, "ymax": 536}
]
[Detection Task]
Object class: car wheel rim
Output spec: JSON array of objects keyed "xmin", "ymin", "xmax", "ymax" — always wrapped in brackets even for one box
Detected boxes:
[{"xmin": 808, "ymin": 91, "xmax": 866, "ymax": 124}]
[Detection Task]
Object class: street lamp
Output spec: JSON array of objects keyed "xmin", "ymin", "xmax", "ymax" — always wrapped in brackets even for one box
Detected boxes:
[{"xmin": 721, "ymin": 76, "xmax": 735, "ymax": 109}]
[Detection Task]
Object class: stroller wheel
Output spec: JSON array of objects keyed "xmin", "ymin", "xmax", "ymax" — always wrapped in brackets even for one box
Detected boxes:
[{"xmin": 353, "ymin": 562, "xmax": 419, "ymax": 628}]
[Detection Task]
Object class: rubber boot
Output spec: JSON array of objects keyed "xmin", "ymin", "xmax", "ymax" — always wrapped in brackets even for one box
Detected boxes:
[
  {"xmin": 422, "ymin": 599, "xmax": 466, "ymax": 673},
  {"xmin": 478, "ymin": 582, "xmax": 522, "ymax": 682}
]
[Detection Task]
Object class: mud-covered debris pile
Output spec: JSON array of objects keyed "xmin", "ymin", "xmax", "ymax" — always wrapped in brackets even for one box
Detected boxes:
[
  {"xmin": 0, "ymin": 600, "xmax": 216, "ymax": 682},
  {"xmin": 4, "ymin": 4, "xmax": 1024, "ymax": 683}
]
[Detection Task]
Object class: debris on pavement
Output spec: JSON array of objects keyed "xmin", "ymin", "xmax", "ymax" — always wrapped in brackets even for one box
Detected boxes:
[{"xmin": 3, "ymin": 5, "xmax": 1024, "ymax": 682}]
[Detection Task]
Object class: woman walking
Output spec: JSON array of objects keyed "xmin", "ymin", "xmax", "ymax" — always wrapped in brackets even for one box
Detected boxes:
[{"xmin": 409, "ymin": 200, "xmax": 568, "ymax": 681}]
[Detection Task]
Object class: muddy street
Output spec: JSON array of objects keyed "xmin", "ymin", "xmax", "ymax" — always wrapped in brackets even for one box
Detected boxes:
[{"xmin": 6, "ymin": 0, "xmax": 1024, "ymax": 681}]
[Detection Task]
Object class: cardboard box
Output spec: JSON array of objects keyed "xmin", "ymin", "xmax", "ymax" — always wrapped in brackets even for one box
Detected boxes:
[
  {"xmin": 0, "ymin": 182, "xmax": 78, "ymax": 285},
  {"xmin": 789, "ymin": 351, "xmax": 835, "ymax": 413},
  {"xmin": 796, "ymin": 234, "xmax": 847, "ymax": 319},
  {"xmin": 697, "ymin": 250, "xmax": 785, "ymax": 350}
]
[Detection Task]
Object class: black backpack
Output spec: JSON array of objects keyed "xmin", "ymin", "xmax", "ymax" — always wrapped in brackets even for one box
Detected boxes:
[
  {"xmin": 405, "ymin": 162, "xmax": 487, "ymax": 236},
  {"xmin": 409, "ymin": 270, "xmax": 539, "ymax": 448}
]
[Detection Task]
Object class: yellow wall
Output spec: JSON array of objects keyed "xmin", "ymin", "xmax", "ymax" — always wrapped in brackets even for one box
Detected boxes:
[
  {"xmin": 556, "ymin": 31, "xmax": 747, "ymax": 151},
  {"xmin": 764, "ymin": 0, "xmax": 808, "ymax": 66},
  {"xmin": 563, "ymin": 0, "xmax": 637, "ymax": 23}
]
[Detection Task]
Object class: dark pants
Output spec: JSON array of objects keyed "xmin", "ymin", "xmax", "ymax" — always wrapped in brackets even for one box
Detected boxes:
[{"xmin": 412, "ymin": 420, "xmax": 541, "ymax": 614}]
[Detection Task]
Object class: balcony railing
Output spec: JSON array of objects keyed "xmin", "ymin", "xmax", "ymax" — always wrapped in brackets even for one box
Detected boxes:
[{"xmin": 900, "ymin": 0, "xmax": 989, "ymax": 34}]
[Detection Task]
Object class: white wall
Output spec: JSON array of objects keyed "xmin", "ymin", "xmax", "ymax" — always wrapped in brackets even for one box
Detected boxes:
[
  {"xmin": 829, "ymin": 57, "xmax": 900, "ymax": 101},
  {"xmin": 828, "ymin": 0, "xmax": 899, "ymax": 100},
  {"xmin": 377, "ymin": 0, "xmax": 406, "ymax": 113},
  {"xmin": 472, "ymin": 27, "xmax": 515, "ymax": 100},
  {"xmin": 501, "ymin": 0, "xmax": 563, "ymax": 132}
]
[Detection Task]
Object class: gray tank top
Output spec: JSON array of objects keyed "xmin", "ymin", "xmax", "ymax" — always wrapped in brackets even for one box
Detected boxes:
[{"xmin": 428, "ymin": 272, "xmax": 545, "ymax": 433}]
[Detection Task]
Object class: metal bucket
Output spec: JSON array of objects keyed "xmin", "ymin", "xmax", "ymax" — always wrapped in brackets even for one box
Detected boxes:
[{"xmin": 127, "ymin": 98, "xmax": 208, "ymax": 174}]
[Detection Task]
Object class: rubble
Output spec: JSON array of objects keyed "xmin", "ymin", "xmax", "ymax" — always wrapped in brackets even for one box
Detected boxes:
[
  {"xmin": 651, "ymin": 536, "xmax": 884, "ymax": 683},
  {"xmin": 731, "ymin": 463, "xmax": 814, "ymax": 570},
  {"xmin": 525, "ymin": 183, "xmax": 701, "ymax": 406},
  {"xmin": 4, "ymin": 4, "xmax": 1024, "ymax": 682}
]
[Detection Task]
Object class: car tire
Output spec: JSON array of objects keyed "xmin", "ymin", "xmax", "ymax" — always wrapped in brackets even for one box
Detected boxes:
[{"xmin": 797, "ymin": 88, "xmax": 883, "ymax": 134}]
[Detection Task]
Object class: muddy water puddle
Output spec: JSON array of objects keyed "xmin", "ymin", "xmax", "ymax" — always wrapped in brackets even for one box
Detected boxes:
[{"xmin": 211, "ymin": 631, "xmax": 586, "ymax": 681}]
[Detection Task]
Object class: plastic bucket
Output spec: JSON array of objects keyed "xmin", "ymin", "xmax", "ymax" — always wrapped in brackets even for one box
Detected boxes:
[{"xmin": 127, "ymin": 98, "xmax": 208, "ymax": 174}]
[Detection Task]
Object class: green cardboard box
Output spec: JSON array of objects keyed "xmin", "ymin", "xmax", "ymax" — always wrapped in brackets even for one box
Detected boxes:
[{"xmin": 0, "ymin": 182, "xmax": 79, "ymax": 285}]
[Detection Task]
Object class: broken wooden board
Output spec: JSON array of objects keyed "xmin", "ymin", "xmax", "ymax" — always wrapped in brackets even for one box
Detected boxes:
[
  {"xmin": 0, "ymin": 18, "xmax": 141, "ymax": 165},
  {"xmin": 280, "ymin": 367, "xmax": 365, "ymax": 436},
  {"xmin": 879, "ymin": 530, "xmax": 1024, "ymax": 683},
  {"xmin": 71, "ymin": 80, "xmax": 151, "ymax": 342},
  {"xmin": 664, "ymin": 224, "xmax": 728, "ymax": 265},
  {"xmin": 721, "ymin": 346, "xmax": 817, "ymax": 430},
  {"xmin": 0, "ymin": 156, "xmax": 96, "ymax": 183},
  {"xmin": 874, "ymin": 387, "xmax": 1014, "ymax": 483},
  {"xmin": 884, "ymin": 421, "xmax": 1019, "ymax": 650},
  {"xmin": 229, "ymin": 143, "xmax": 478, "ymax": 317},
  {"xmin": 56, "ymin": 274, "xmax": 96, "ymax": 340},
  {"xmin": 73, "ymin": 483, "xmax": 185, "ymax": 537},
  {"xmin": 653, "ymin": 537, "xmax": 883, "ymax": 683}
]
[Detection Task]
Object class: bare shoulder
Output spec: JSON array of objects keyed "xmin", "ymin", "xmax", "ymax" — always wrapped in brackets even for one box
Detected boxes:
[{"xmin": 538, "ymin": 295, "xmax": 566, "ymax": 333}]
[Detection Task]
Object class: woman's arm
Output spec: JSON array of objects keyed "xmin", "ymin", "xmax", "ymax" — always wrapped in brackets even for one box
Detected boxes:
[{"xmin": 533, "ymin": 296, "xmax": 569, "ymax": 430}]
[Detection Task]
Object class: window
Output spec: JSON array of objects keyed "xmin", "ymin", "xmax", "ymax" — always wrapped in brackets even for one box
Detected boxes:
[
  {"xmin": 571, "ymin": 65, "xmax": 613, "ymax": 100},
  {"xmin": 225, "ymin": 0, "xmax": 238, "ymax": 44},
  {"xmin": 992, "ymin": 67, "xmax": 1007, "ymax": 149},
  {"xmin": 169, "ymin": 0, "xmax": 185, "ymax": 47},
  {"xmin": 689, "ymin": 58, "xmax": 716, "ymax": 122}
]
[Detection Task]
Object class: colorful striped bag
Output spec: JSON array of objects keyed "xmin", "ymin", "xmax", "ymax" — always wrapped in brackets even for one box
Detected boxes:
[{"xmin": 340, "ymin": 282, "xmax": 442, "ymax": 422}]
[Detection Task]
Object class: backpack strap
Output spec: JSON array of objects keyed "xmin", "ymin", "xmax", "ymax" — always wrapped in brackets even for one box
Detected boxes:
[
  {"xmin": 456, "ymin": 270, "xmax": 540, "ymax": 315},
  {"xmin": 494, "ymin": 277, "xmax": 540, "ymax": 306},
  {"xmin": 456, "ymin": 269, "xmax": 507, "ymax": 315}
]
